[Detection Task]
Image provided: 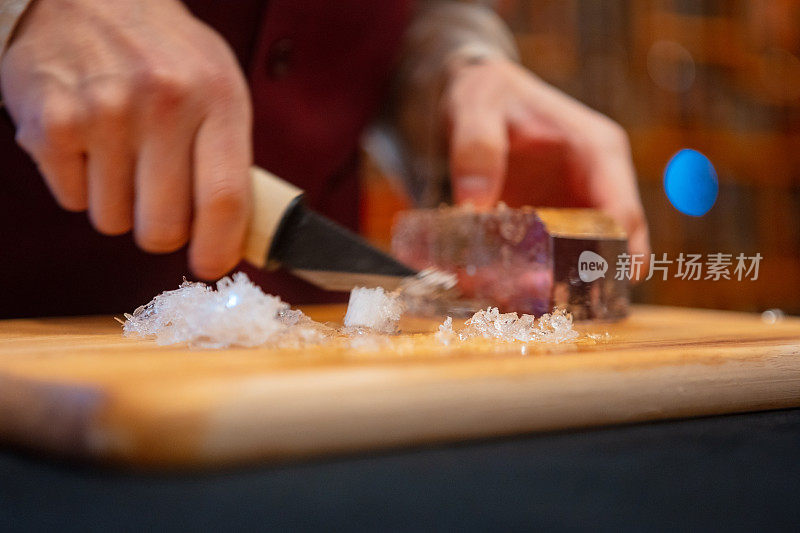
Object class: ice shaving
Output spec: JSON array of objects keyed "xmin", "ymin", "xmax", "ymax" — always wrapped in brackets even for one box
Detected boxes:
[
  {"xmin": 122, "ymin": 272, "xmax": 333, "ymax": 349},
  {"xmin": 343, "ymin": 286, "xmax": 403, "ymax": 333},
  {"xmin": 122, "ymin": 272, "xmax": 579, "ymax": 349},
  {"xmin": 436, "ymin": 307, "xmax": 579, "ymax": 345}
]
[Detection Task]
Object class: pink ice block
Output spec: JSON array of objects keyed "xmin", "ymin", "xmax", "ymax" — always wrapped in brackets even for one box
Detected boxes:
[{"xmin": 391, "ymin": 205, "xmax": 629, "ymax": 320}]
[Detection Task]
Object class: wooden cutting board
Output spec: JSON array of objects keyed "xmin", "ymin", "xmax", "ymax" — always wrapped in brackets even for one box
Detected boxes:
[{"xmin": 0, "ymin": 305, "xmax": 798, "ymax": 468}]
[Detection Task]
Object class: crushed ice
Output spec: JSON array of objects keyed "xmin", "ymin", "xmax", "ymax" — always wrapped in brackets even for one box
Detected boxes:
[
  {"xmin": 122, "ymin": 273, "xmax": 579, "ymax": 350},
  {"xmin": 439, "ymin": 307, "xmax": 579, "ymax": 344},
  {"xmin": 122, "ymin": 272, "xmax": 333, "ymax": 349},
  {"xmin": 343, "ymin": 286, "xmax": 403, "ymax": 334},
  {"xmin": 435, "ymin": 316, "xmax": 456, "ymax": 345}
]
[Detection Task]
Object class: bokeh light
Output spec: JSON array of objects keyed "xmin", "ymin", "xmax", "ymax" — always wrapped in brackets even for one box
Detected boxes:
[
  {"xmin": 663, "ymin": 149, "xmax": 719, "ymax": 216},
  {"xmin": 646, "ymin": 40, "xmax": 696, "ymax": 93}
]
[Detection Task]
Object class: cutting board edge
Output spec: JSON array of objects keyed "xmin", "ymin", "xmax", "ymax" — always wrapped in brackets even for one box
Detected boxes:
[
  {"xmin": 0, "ymin": 373, "xmax": 107, "ymax": 459},
  {"xmin": 44, "ymin": 345, "xmax": 800, "ymax": 468}
]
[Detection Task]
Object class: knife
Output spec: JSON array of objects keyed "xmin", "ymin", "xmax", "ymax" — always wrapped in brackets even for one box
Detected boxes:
[{"xmin": 242, "ymin": 166, "xmax": 417, "ymax": 292}]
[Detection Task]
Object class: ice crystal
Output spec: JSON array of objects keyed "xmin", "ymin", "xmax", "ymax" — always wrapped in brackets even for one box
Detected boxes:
[
  {"xmin": 122, "ymin": 273, "xmax": 579, "ymax": 351},
  {"xmin": 343, "ymin": 286, "xmax": 403, "ymax": 334},
  {"xmin": 122, "ymin": 272, "xmax": 332, "ymax": 349},
  {"xmin": 436, "ymin": 307, "xmax": 578, "ymax": 345},
  {"xmin": 434, "ymin": 316, "xmax": 456, "ymax": 345}
]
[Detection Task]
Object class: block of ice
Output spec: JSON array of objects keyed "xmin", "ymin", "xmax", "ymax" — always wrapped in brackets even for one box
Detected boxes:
[
  {"xmin": 392, "ymin": 204, "xmax": 629, "ymax": 320},
  {"xmin": 343, "ymin": 286, "xmax": 404, "ymax": 333}
]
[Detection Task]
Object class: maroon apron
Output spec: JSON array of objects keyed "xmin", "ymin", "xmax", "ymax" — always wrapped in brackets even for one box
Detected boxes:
[{"xmin": 0, "ymin": 0, "xmax": 413, "ymax": 318}]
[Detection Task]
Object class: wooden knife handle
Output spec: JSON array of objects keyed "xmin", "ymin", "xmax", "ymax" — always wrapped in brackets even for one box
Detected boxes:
[{"xmin": 242, "ymin": 166, "xmax": 303, "ymax": 268}]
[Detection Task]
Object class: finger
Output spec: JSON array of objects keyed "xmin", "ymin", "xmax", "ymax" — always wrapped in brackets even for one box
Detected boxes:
[
  {"xmin": 14, "ymin": 93, "xmax": 88, "ymax": 211},
  {"xmin": 588, "ymin": 148, "xmax": 651, "ymax": 282},
  {"xmin": 448, "ymin": 100, "xmax": 508, "ymax": 209},
  {"xmin": 85, "ymin": 119, "xmax": 135, "ymax": 235},
  {"xmin": 628, "ymin": 213, "xmax": 651, "ymax": 270},
  {"xmin": 133, "ymin": 119, "xmax": 195, "ymax": 255},
  {"xmin": 83, "ymin": 84, "xmax": 137, "ymax": 235},
  {"xmin": 188, "ymin": 93, "xmax": 251, "ymax": 280},
  {"xmin": 618, "ymin": 206, "xmax": 651, "ymax": 283},
  {"xmin": 507, "ymin": 107, "xmax": 565, "ymax": 148},
  {"xmin": 35, "ymin": 152, "xmax": 88, "ymax": 212},
  {"xmin": 86, "ymin": 146, "xmax": 135, "ymax": 236}
]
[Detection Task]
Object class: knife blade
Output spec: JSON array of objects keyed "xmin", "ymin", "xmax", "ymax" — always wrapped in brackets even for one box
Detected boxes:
[{"xmin": 243, "ymin": 167, "xmax": 417, "ymax": 292}]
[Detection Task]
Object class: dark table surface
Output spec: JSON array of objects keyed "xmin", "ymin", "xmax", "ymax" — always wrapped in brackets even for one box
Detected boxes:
[{"xmin": 2, "ymin": 408, "xmax": 800, "ymax": 532}]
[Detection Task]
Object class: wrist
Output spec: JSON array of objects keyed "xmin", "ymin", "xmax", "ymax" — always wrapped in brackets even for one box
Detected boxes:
[{"xmin": 443, "ymin": 42, "xmax": 510, "ymax": 80}]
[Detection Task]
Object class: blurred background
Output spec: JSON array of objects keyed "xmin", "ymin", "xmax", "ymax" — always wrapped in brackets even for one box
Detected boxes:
[{"xmin": 361, "ymin": 0, "xmax": 800, "ymax": 314}]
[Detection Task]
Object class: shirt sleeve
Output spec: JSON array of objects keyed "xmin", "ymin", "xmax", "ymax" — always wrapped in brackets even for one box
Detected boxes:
[
  {"xmin": 364, "ymin": 0, "xmax": 519, "ymax": 207},
  {"xmin": 0, "ymin": 0, "xmax": 34, "ymax": 58}
]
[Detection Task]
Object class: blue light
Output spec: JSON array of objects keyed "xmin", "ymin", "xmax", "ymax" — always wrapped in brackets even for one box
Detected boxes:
[{"xmin": 663, "ymin": 149, "xmax": 718, "ymax": 216}]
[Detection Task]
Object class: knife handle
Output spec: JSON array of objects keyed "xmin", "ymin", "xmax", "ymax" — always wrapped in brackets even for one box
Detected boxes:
[{"xmin": 242, "ymin": 166, "xmax": 304, "ymax": 268}]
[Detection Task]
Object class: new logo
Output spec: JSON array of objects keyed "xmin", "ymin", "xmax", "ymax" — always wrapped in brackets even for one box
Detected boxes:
[{"xmin": 578, "ymin": 251, "xmax": 608, "ymax": 282}]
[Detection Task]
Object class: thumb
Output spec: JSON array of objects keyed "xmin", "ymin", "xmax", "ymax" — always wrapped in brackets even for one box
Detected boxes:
[
  {"xmin": 588, "ymin": 149, "xmax": 652, "ymax": 283},
  {"xmin": 622, "ymin": 207, "xmax": 651, "ymax": 283},
  {"xmin": 448, "ymin": 102, "xmax": 508, "ymax": 209}
]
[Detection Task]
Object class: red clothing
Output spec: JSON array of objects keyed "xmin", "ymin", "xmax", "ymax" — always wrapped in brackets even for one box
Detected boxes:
[{"xmin": 0, "ymin": 0, "xmax": 413, "ymax": 318}]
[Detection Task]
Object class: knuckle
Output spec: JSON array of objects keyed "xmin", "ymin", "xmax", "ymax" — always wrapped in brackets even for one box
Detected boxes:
[
  {"xmin": 60, "ymin": 199, "xmax": 88, "ymax": 213},
  {"xmin": 14, "ymin": 124, "xmax": 42, "ymax": 154},
  {"xmin": 444, "ymin": 81, "xmax": 468, "ymax": 111},
  {"xmin": 91, "ymin": 212, "xmax": 132, "ymax": 236},
  {"xmin": 201, "ymin": 182, "xmax": 247, "ymax": 222},
  {"xmin": 598, "ymin": 119, "xmax": 630, "ymax": 150},
  {"xmin": 54, "ymin": 188, "xmax": 88, "ymax": 213},
  {"xmin": 629, "ymin": 208, "xmax": 648, "ymax": 231},
  {"xmin": 466, "ymin": 135, "xmax": 502, "ymax": 155},
  {"xmin": 90, "ymin": 200, "xmax": 133, "ymax": 236},
  {"xmin": 204, "ymin": 67, "xmax": 245, "ymax": 102},
  {"xmin": 190, "ymin": 255, "xmax": 232, "ymax": 281},
  {"xmin": 85, "ymin": 82, "xmax": 131, "ymax": 122},
  {"xmin": 15, "ymin": 112, "xmax": 81, "ymax": 160},
  {"xmin": 135, "ymin": 218, "xmax": 189, "ymax": 253},
  {"xmin": 447, "ymin": 68, "xmax": 484, "ymax": 103},
  {"xmin": 137, "ymin": 67, "xmax": 193, "ymax": 110},
  {"xmin": 454, "ymin": 135, "xmax": 503, "ymax": 166},
  {"xmin": 191, "ymin": 242, "xmax": 232, "ymax": 268},
  {"xmin": 618, "ymin": 204, "xmax": 647, "ymax": 233},
  {"xmin": 41, "ymin": 168, "xmax": 87, "ymax": 212},
  {"xmin": 37, "ymin": 102, "xmax": 84, "ymax": 150}
]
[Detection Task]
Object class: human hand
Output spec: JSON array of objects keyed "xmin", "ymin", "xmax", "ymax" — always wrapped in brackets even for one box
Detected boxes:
[
  {"xmin": 443, "ymin": 57, "xmax": 650, "ymax": 273},
  {"xmin": 0, "ymin": 0, "xmax": 252, "ymax": 279}
]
